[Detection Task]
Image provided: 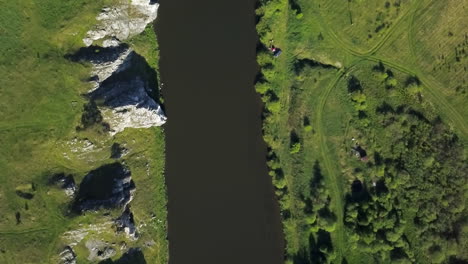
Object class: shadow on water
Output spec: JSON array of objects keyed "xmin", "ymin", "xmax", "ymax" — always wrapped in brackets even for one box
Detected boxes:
[{"xmin": 156, "ymin": 0, "xmax": 284, "ymax": 263}]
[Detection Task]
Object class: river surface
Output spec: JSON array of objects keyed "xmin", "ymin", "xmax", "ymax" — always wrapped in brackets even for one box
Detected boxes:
[{"xmin": 156, "ymin": 0, "xmax": 284, "ymax": 263}]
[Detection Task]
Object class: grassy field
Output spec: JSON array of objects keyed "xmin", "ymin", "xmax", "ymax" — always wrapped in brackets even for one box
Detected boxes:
[
  {"xmin": 0, "ymin": 1, "xmax": 167, "ymax": 263},
  {"xmin": 256, "ymin": 0, "xmax": 467, "ymax": 263}
]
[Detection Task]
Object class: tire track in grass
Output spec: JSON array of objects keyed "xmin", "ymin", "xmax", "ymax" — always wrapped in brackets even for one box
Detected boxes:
[
  {"xmin": 407, "ymin": 0, "xmax": 425, "ymax": 60},
  {"xmin": 408, "ymin": 0, "xmax": 443, "ymax": 62},
  {"xmin": 362, "ymin": 55, "xmax": 468, "ymax": 143},
  {"xmin": 313, "ymin": 0, "xmax": 420, "ymax": 57},
  {"xmin": 342, "ymin": 1, "xmax": 468, "ymax": 140},
  {"xmin": 366, "ymin": 0, "xmax": 422, "ymax": 56},
  {"xmin": 314, "ymin": 71, "xmax": 346, "ymax": 261},
  {"xmin": 0, "ymin": 227, "xmax": 49, "ymax": 235},
  {"xmin": 314, "ymin": 0, "xmax": 468, "ymax": 143}
]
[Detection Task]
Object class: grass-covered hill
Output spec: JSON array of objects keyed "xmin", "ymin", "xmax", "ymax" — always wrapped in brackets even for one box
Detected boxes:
[
  {"xmin": 0, "ymin": 1, "xmax": 167, "ymax": 263},
  {"xmin": 256, "ymin": 0, "xmax": 467, "ymax": 263}
]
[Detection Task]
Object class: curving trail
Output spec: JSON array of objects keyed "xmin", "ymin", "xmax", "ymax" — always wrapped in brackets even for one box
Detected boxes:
[
  {"xmin": 309, "ymin": 0, "xmax": 468, "ymax": 259},
  {"xmin": 0, "ymin": 227, "xmax": 49, "ymax": 235},
  {"xmin": 366, "ymin": 0, "xmax": 422, "ymax": 56},
  {"xmin": 313, "ymin": 0, "xmax": 468, "ymax": 152},
  {"xmin": 313, "ymin": 0, "xmax": 421, "ymax": 57},
  {"xmin": 314, "ymin": 71, "xmax": 346, "ymax": 259}
]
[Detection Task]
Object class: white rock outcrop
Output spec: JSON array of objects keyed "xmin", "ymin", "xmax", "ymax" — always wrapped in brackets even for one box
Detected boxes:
[
  {"xmin": 59, "ymin": 246, "xmax": 77, "ymax": 264},
  {"xmin": 115, "ymin": 206, "xmax": 139, "ymax": 240},
  {"xmin": 90, "ymin": 46, "xmax": 133, "ymax": 92},
  {"xmin": 83, "ymin": 0, "xmax": 159, "ymax": 46},
  {"xmin": 87, "ymin": 50, "xmax": 167, "ymax": 134},
  {"xmin": 85, "ymin": 240, "xmax": 116, "ymax": 261},
  {"xmin": 102, "ymin": 103, "xmax": 166, "ymax": 135},
  {"xmin": 77, "ymin": 0, "xmax": 166, "ymax": 135}
]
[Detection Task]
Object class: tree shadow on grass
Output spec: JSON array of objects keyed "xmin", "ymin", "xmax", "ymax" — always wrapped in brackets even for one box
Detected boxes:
[
  {"xmin": 347, "ymin": 75, "xmax": 362, "ymax": 93},
  {"xmin": 290, "ymin": 130, "xmax": 300, "ymax": 145},
  {"xmin": 292, "ymin": 231, "xmax": 334, "ymax": 264},
  {"xmin": 98, "ymin": 248, "xmax": 146, "ymax": 264},
  {"xmin": 288, "ymin": 0, "xmax": 302, "ymax": 15},
  {"xmin": 310, "ymin": 160, "xmax": 324, "ymax": 189},
  {"xmin": 346, "ymin": 179, "xmax": 371, "ymax": 204}
]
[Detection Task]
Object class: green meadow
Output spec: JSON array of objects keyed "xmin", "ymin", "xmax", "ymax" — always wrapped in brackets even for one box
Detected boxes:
[
  {"xmin": 256, "ymin": 0, "xmax": 467, "ymax": 263},
  {"xmin": 0, "ymin": 1, "xmax": 167, "ymax": 263}
]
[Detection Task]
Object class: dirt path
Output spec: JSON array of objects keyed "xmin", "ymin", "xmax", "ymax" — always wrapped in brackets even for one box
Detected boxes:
[
  {"xmin": 314, "ymin": 0, "xmax": 468, "ymax": 141},
  {"xmin": 314, "ymin": 71, "xmax": 347, "ymax": 260}
]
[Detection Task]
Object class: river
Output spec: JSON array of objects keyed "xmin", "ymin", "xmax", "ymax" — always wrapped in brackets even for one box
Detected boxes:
[{"xmin": 156, "ymin": 0, "xmax": 284, "ymax": 263}]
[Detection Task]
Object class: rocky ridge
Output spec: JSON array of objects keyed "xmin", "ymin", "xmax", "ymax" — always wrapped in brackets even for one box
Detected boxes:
[
  {"xmin": 75, "ymin": 0, "xmax": 166, "ymax": 135},
  {"xmin": 58, "ymin": 1, "xmax": 164, "ymax": 262},
  {"xmin": 115, "ymin": 206, "xmax": 139, "ymax": 240}
]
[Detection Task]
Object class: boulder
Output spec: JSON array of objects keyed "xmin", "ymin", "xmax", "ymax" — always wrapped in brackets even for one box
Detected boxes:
[
  {"xmin": 115, "ymin": 206, "xmax": 139, "ymax": 240},
  {"xmin": 59, "ymin": 246, "xmax": 76, "ymax": 264},
  {"xmin": 110, "ymin": 143, "xmax": 129, "ymax": 159},
  {"xmin": 49, "ymin": 173, "xmax": 77, "ymax": 197},
  {"xmin": 85, "ymin": 240, "xmax": 116, "ymax": 261},
  {"xmin": 73, "ymin": 163, "xmax": 135, "ymax": 213}
]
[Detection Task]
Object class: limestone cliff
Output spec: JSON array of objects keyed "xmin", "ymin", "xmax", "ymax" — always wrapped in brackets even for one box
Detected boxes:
[
  {"xmin": 79, "ymin": 0, "xmax": 166, "ymax": 135},
  {"xmin": 83, "ymin": 0, "xmax": 159, "ymax": 47}
]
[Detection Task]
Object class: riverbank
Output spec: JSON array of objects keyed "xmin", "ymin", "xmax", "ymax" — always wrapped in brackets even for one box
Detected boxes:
[{"xmin": 255, "ymin": 0, "xmax": 468, "ymax": 263}]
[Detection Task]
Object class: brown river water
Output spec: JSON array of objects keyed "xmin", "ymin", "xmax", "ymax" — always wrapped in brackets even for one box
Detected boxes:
[{"xmin": 156, "ymin": 0, "xmax": 284, "ymax": 263}]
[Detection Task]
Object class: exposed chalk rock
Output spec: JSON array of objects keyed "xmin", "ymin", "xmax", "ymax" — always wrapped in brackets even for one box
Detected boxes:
[
  {"xmin": 59, "ymin": 246, "xmax": 77, "ymax": 264},
  {"xmin": 49, "ymin": 173, "xmax": 77, "ymax": 197},
  {"xmin": 86, "ymin": 46, "xmax": 166, "ymax": 135},
  {"xmin": 70, "ymin": 0, "xmax": 166, "ymax": 135},
  {"xmin": 69, "ymin": 44, "xmax": 133, "ymax": 92},
  {"xmin": 110, "ymin": 143, "xmax": 129, "ymax": 159},
  {"xmin": 94, "ymin": 77, "xmax": 166, "ymax": 134},
  {"xmin": 115, "ymin": 206, "xmax": 139, "ymax": 240},
  {"xmin": 62, "ymin": 222, "xmax": 113, "ymax": 247},
  {"xmin": 90, "ymin": 46, "xmax": 133, "ymax": 92},
  {"xmin": 102, "ymin": 37, "xmax": 121, "ymax": 48},
  {"xmin": 69, "ymin": 44, "xmax": 166, "ymax": 135},
  {"xmin": 85, "ymin": 240, "xmax": 116, "ymax": 261},
  {"xmin": 83, "ymin": 0, "xmax": 159, "ymax": 46}
]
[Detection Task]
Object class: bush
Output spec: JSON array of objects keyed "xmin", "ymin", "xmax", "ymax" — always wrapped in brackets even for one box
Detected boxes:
[
  {"xmin": 290, "ymin": 142, "xmax": 301, "ymax": 154},
  {"xmin": 304, "ymin": 125, "xmax": 313, "ymax": 132},
  {"xmin": 385, "ymin": 77, "xmax": 397, "ymax": 87},
  {"xmin": 80, "ymin": 100, "xmax": 102, "ymax": 128},
  {"xmin": 267, "ymin": 101, "xmax": 282, "ymax": 113},
  {"xmin": 407, "ymin": 84, "xmax": 422, "ymax": 95},
  {"xmin": 255, "ymin": 82, "xmax": 270, "ymax": 94}
]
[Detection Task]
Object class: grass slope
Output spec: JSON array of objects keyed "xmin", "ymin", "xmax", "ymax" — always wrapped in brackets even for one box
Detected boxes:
[{"xmin": 0, "ymin": 1, "xmax": 167, "ymax": 263}]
